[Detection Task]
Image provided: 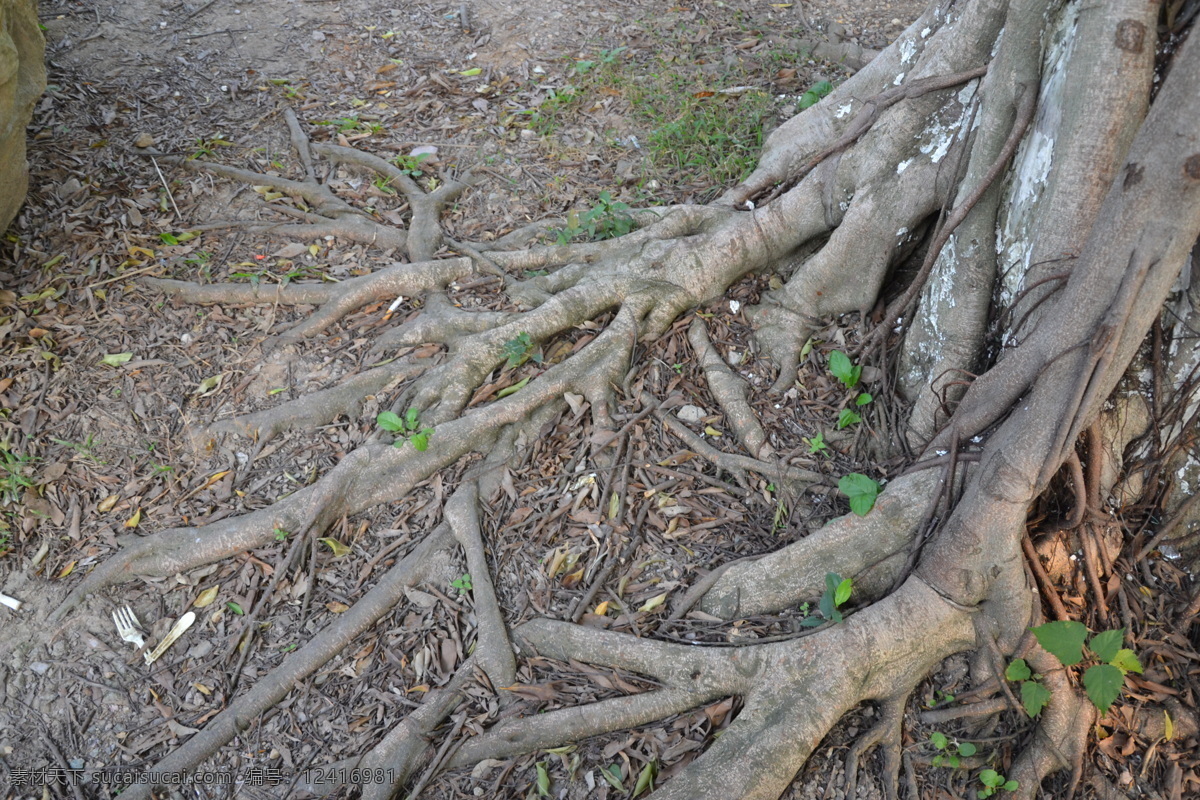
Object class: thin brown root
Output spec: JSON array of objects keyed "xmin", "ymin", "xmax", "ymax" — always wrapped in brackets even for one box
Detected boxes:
[
  {"xmin": 919, "ymin": 695, "xmax": 1007, "ymax": 724},
  {"xmin": 688, "ymin": 318, "xmax": 773, "ymax": 459},
  {"xmin": 845, "ymin": 694, "xmax": 907, "ymax": 800},
  {"xmin": 446, "ymin": 484, "xmax": 516, "ymax": 689}
]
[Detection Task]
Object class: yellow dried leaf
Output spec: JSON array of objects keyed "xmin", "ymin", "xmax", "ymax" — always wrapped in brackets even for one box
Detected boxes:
[
  {"xmin": 704, "ymin": 425, "xmax": 722, "ymax": 437},
  {"xmin": 194, "ymin": 585, "xmax": 220, "ymax": 608},
  {"xmin": 192, "ymin": 682, "xmax": 212, "ymax": 695},
  {"xmin": 593, "ymin": 601, "xmax": 610, "ymax": 615},
  {"xmin": 57, "ymin": 560, "xmax": 76, "ymax": 578},
  {"xmin": 608, "ymin": 492, "xmax": 620, "ymax": 520},
  {"xmin": 326, "ymin": 601, "xmax": 350, "ymax": 613},
  {"xmin": 199, "ymin": 470, "xmax": 231, "ymax": 490},
  {"xmin": 639, "ymin": 592, "xmax": 668, "ymax": 613},
  {"xmin": 98, "ymin": 494, "xmax": 120, "ymax": 513},
  {"xmin": 309, "ymin": 244, "xmax": 320, "ymax": 256},
  {"xmin": 125, "ymin": 508, "xmax": 142, "ymax": 528},
  {"xmin": 1164, "ymin": 709, "xmax": 1174, "ymax": 741},
  {"xmin": 319, "ymin": 538, "xmax": 352, "ymax": 558},
  {"xmin": 409, "ymin": 684, "xmax": 429, "ymax": 693}
]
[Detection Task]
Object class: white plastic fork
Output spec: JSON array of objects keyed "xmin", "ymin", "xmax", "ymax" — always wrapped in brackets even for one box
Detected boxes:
[{"xmin": 112, "ymin": 605, "xmax": 146, "ymax": 650}]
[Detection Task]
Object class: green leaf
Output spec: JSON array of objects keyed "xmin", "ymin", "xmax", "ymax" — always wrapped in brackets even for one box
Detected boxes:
[
  {"xmin": 535, "ymin": 762, "xmax": 550, "ymax": 796},
  {"xmin": 1003, "ymin": 781, "xmax": 1019, "ymax": 791},
  {"xmin": 159, "ymin": 232, "xmax": 180, "ymax": 245},
  {"xmin": 100, "ymin": 352, "xmax": 134, "ymax": 367},
  {"xmin": 980, "ymin": 769, "xmax": 1002, "ymax": 787},
  {"xmin": 834, "ymin": 578, "xmax": 852, "ymax": 607},
  {"xmin": 632, "ymin": 761, "xmax": 656, "ymax": 797},
  {"xmin": 838, "ymin": 473, "xmax": 881, "ymax": 516},
  {"xmin": 1083, "ymin": 663, "xmax": 1124, "ymax": 713},
  {"xmin": 812, "ymin": 80, "xmax": 833, "ymax": 96},
  {"xmin": 825, "ymin": 572, "xmax": 841, "ymax": 597},
  {"xmin": 827, "ymin": 350, "xmax": 860, "ymax": 388},
  {"xmin": 1110, "ymin": 648, "xmax": 1143, "ymax": 674},
  {"xmin": 377, "ymin": 411, "xmax": 404, "ymax": 432},
  {"xmin": 1021, "ymin": 680, "xmax": 1052, "ymax": 716},
  {"xmin": 1088, "ymin": 628, "xmax": 1125, "ymax": 663},
  {"xmin": 930, "ymin": 731, "xmax": 948, "ymax": 750},
  {"xmin": 836, "ymin": 408, "xmax": 862, "ymax": 429},
  {"xmin": 404, "ymin": 407, "xmax": 420, "ymax": 430},
  {"xmin": 798, "ymin": 91, "xmax": 820, "ymax": 109},
  {"xmin": 1031, "ymin": 620, "xmax": 1088, "ymax": 666},
  {"xmin": 600, "ymin": 764, "xmax": 624, "ymax": 790},
  {"xmin": 1005, "ymin": 658, "xmax": 1032, "ymax": 682},
  {"xmin": 818, "ymin": 592, "xmax": 835, "ymax": 620},
  {"xmin": 497, "ymin": 376, "xmax": 530, "ymax": 398},
  {"xmin": 958, "ymin": 742, "xmax": 977, "ymax": 757},
  {"xmin": 460, "ymin": 67, "xmax": 482, "ymax": 76},
  {"xmin": 410, "ymin": 431, "xmax": 430, "ymax": 452},
  {"xmin": 856, "ymin": 392, "xmax": 873, "ymax": 406},
  {"xmin": 799, "ymin": 616, "xmax": 824, "ymax": 627},
  {"xmin": 226, "ymin": 601, "xmax": 244, "ymax": 615}
]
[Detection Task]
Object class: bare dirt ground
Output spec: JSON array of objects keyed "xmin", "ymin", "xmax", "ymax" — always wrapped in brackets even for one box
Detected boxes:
[{"xmin": 3, "ymin": 1, "xmax": 1198, "ymax": 799}]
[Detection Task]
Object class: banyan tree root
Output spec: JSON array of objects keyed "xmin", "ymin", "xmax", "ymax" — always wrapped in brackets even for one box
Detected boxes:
[{"xmin": 36, "ymin": 2, "xmax": 1200, "ymax": 799}]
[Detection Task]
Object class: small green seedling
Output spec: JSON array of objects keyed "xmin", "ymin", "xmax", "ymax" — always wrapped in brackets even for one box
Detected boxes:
[
  {"xmin": 828, "ymin": 350, "xmax": 861, "ymax": 389},
  {"xmin": 451, "ymin": 573, "xmax": 473, "ymax": 595},
  {"xmin": 274, "ymin": 527, "xmax": 290, "ymax": 541},
  {"xmin": 377, "ymin": 408, "xmax": 435, "ymax": 451},
  {"xmin": 929, "ymin": 731, "xmax": 976, "ymax": 768},
  {"xmin": 553, "ymin": 191, "xmax": 635, "ymax": 244},
  {"xmin": 502, "ymin": 332, "xmax": 543, "ymax": 369},
  {"xmin": 805, "ymin": 432, "xmax": 830, "ymax": 456},
  {"xmin": 800, "ymin": 572, "xmax": 852, "ymax": 626},
  {"xmin": 391, "ymin": 152, "xmax": 430, "ymax": 177},
  {"xmin": 1010, "ymin": 623, "xmax": 1143, "ymax": 715},
  {"xmin": 976, "ymin": 769, "xmax": 1018, "ymax": 798},
  {"xmin": 838, "ymin": 473, "xmax": 881, "ymax": 516},
  {"xmin": 836, "ymin": 408, "xmax": 861, "ymax": 429},
  {"xmin": 798, "ymin": 80, "xmax": 834, "ymax": 110}
]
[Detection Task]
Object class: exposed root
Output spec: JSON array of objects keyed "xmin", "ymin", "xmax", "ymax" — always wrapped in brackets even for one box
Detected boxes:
[
  {"xmin": 698, "ymin": 469, "xmax": 939, "ymax": 619},
  {"xmin": 687, "ymin": 318, "xmax": 773, "ymax": 459},
  {"xmin": 844, "ymin": 694, "xmax": 908, "ymax": 800},
  {"xmin": 109, "ymin": 526, "xmax": 454, "ymax": 800}
]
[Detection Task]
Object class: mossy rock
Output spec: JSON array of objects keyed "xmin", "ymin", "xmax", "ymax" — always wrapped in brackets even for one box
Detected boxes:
[{"xmin": 1, "ymin": 0, "xmax": 46, "ymax": 233}]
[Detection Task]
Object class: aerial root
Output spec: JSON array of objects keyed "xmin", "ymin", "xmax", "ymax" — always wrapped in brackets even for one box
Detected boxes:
[
  {"xmin": 146, "ymin": 256, "xmax": 477, "ymax": 342},
  {"xmin": 446, "ymin": 483, "xmax": 516, "ymax": 689},
  {"xmin": 698, "ymin": 469, "xmax": 940, "ymax": 619},
  {"xmin": 446, "ymin": 687, "xmax": 711, "ymax": 768},
  {"xmin": 653, "ymin": 398, "xmax": 822, "ymax": 493},
  {"xmin": 111, "ymin": 526, "xmax": 456, "ymax": 800},
  {"xmin": 845, "ymin": 694, "xmax": 908, "ymax": 800},
  {"xmin": 202, "ymin": 360, "xmax": 426, "ymax": 449},
  {"xmin": 1007, "ymin": 652, "xmax": 1094, "ymax": 800},
  {"xmin": 309, "ymin": 141, "xmax": 472, "ymax": 261},
  {"xmin": 687, "ymin": 318, "xmax": 773, "ymax": 459}
]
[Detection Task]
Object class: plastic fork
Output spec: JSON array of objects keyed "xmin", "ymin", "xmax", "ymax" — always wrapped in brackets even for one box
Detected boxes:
[{"xmin": 112, "ymin": 605, "xmax": 147, "ymax": 650}]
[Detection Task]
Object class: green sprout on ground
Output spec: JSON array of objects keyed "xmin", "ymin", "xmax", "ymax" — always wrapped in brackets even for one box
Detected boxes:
[
  {"xmin": 798, "ymin": 79, "xmax": 834, "ymax": 110},
  {"xmin": 804, "ymin": 431, "xmax": 830, "ymax": 456},
  {"xmin": 977, "ymin": 769, "xmax": 1018, "ymax": 797},
  {"xmin": 552, "ymin": 191, "xmax": 635, "ymax": 244},
  {"xmin": 391, "ymin": 152, "xmax": 430, "ymax": 178},
  {"xmin": 838, "ymin": 473, "xmax": 881, "ymax": 516},
  {"xmin": 1008, "ymin": 623, "xmax": 1143, "ymax": 716},
  {"xmin": 800, "ymin": 572, "xmax": 852, "ymax": 626},
  {"xmin": 377, "ymin": 408, "xmax": 434, "ymax": 451},
  {"xmin": 828, "ymin": 350, "xmax": 861, "ymax": 389},
  {"xmin": 450, "ymin": 573, "xmax": 473, "ymax": 595},
  {"xmin": 929, "ymin": 731, "xmax": 976, "ymax": 768},
  {"xmin": 502, "ymin": 332, "xmax": 543, "ymax": 369}
]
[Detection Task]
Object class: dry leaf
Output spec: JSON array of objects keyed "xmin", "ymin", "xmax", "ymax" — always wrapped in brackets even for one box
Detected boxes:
[
  {"xmin": 125, "ymin": 508, "xmax": 142, "ymax": 528},
  {"xmin": 98, "ymin": 494, "xmax": 119, "ymax": 513},
  {"xmin": 194, "ymin": 585, "xmax": 220, "ymax": 608}
]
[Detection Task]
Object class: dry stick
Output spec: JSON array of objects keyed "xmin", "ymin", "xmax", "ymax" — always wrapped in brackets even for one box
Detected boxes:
[
  {"xmin": 1022, "ymin": 534, "xmax": 1071, "ymax": 622},
  {"xmin": 403, "ymin": 711, "xmax": 467, "ymax": 800},
  {"xmin": 570, "ymin": 486, "xmax": 659, "ymax": 623},
  {"xmin": 226, "ymin": 516, "xmax": 319, "ymax": 695},
  {"xmin": 150, "ymin": 156, "xmax": 181, "ymax": 218},
  {"xmin": 866, "ymin": 82, "xmax": 1038, "ymax": 353},
  {"xmin": 752, "ymin": 65, "xmax": 991, "ymax": 205},
  {"xmin": 1136, "ymin": 490, "xmax": 1200, "ymax": 562}
]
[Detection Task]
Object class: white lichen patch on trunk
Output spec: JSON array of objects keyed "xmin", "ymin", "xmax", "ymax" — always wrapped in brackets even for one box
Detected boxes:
[{"xmin": 994, "ymin": 1, "xmax": 1080, "ymax": 314}]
